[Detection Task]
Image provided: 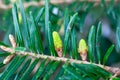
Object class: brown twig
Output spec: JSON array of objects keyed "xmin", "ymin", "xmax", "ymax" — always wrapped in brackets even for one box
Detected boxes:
[
  {"xmin": 0, "ymin": 34, "xmax": 120, "ymax": 77},
  {"xmin": 0, "ymin": 0, "xmax": 119, "ymax": 10},
  {"xmin": 17, "ymin": 51, "xmax": 120, "ymax": 77},
  {"xmin": 0, "ymin": 34, "xmax": 16, "ymax": 64},
  {"xmin": 0, "ymin": 46, "xmax": 120, "ymax": 77}
]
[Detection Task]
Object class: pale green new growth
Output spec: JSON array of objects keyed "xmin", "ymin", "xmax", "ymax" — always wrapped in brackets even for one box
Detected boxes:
[
  {"xmin": 78, "ymin": 39, "xmax": 88, "ymax": 54},
  {"xmin": 18, "ymin": 12, "xmax": 22, "ymax": 24},
  {"xmin": 52, "ymin": 31, "xmax": 62, "ymax": 49}
]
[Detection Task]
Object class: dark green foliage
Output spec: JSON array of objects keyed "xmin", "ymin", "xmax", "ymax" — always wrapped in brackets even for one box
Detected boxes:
[
  {"xmin": 12, "ymin": 4, "xmax": 24, "ymax": 47},
  {"xmin": 116, "ymin": 26, "xmax": 120, "ymax": 53},
  {"xmin": 43, "ymin": 61, "xmax": 60, "ymax": 79},
  {"xmin": 63, "ymin": 64, "xmax": 83, "ymax": 80},
  {"xmin": 0, "ymin": 56, "xmax": 20, "ymax": 79},
  {"xmin": 35, "ymin": 7, "xmax": 45, "ymax": 23},
  {"xmin": 39, "ymin": 61, "xmax": 54, "ymax": 79},
  {"xmin": 63, "ymin": 13, "xmax": 78, "ymax": 56},
  {"xmin": 71, "ymin": 63, "xmax": 112, "ymax": 79},
  {"xmin": 96, "ymin": 22, "xmax": 102, "ymax": 64},
  {"xmin": 0, "ymin": 42, "xmax": 9, "ymax": 47},
  {"xmin": 71, "ymin": 27, "xmax": 78, "ymax": 59},
  {"xmin": 88, "ymin": 26, "xmax": 96, "ymax": 62},
  {"xmin": 14, "ymin": 58, "xmax": 32, "ymax": 80},
  {"xmin": 64, "ymin": 8, "xmax": 69, "ymax": 32},
  {"xmin": 0, "ymin": 52, "xmax": 10, "ymax": 57},
  {"xmin": 0, "ymin": 0, "xmax": 120, "ymax": 79},
  {"xmin": 45, "ymin": 0, "xmax": 56, "ymax": 56},
  {"xmin": 19, "ymin": 0, "xmax": 30, "ymax": 47},
  {"xmin": 14, "ymin": 47, "xmax": 26, "ymax": 52},
  {"xmin": 3, "ymin": 56, "xmax": 26, "ymax": 80},
  {"xmin": 20, "ymin": 58, "xmax": 39, "ymax": 80},
  {"xmin": 32, "ymin": 59, "xmax": 47, "ymax": 80},
  {"xmin": 29, "ymin": 12, "xmax": 44, "ymax": 53},
  {"xmin": 103, "ymin": 44, "xmax": 114, "ymax": 65},
  {"xmin": 0, "ymin": 63, "xmax": 5, "ymax": 68},
  {"xmin": 19, "ymin": 0, "xmax": 31, "ymax": 49},
  {"xmin": 55, "ymin": 68, "xmax": 64, "ymax": 80}
]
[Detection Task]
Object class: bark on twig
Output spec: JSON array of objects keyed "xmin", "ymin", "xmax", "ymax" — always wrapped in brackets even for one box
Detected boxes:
[
  {"xmin": 0, "ymin": 45, "xmax": 120, "ymax": 77},
  {"xmin": 0, "ymin": 34, "xmax": 120, "ymax": 78},
  {"xmin": 18, "ymin": 51, "xmax": 120, "ymax": 77}
]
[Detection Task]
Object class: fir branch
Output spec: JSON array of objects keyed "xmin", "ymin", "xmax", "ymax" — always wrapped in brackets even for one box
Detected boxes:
[
  {"xmin": 1, "ymin": 46, "xmax": 120, "ymax": 77},
  {"xmin": 0, "ymin": 34, "xmax": 120, "ymax": 77}
]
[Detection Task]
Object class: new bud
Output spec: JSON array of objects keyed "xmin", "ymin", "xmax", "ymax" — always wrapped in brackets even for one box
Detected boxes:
[
  {"xmin": 78, "ymin": 39, "xmax": 88, "ymax": 61},
  {"xmin": 52, "ymin": 31, "xmax": 63, "ymax": 57}
]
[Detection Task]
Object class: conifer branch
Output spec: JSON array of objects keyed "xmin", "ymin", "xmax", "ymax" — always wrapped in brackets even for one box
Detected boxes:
[
  {"xmin": 0, "ymin": 34, "xmax": 120, "ymax": 77},
  {"xmin": 0, "ymin": 46, "xmax": 120, "ymax": 77}
]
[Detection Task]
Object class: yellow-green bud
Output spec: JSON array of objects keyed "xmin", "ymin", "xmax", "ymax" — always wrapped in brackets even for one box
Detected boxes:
[
  {"xmin": 52, "ymin": 31, "xmax": 62, "ymax": 49},
  {"xmin": 78, "ymin": 39, "xmax": 88, "ymax": 54},
  {"xmin": 52, "ymin": 31, "xmax": 63, "ymax": 57},
  {"xmin": 78, "ymin": 39, "xmax": 88, "ymax": 61},
  {"xmin": 18, "ymin": 12, "xmax": 22, "ymax": 24}
]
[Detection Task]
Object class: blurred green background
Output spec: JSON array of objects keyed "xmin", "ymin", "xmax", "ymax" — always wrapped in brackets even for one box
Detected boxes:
[{"xmin": 0, "ymin": 0, "xmax": 120, "ymax": 67}]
